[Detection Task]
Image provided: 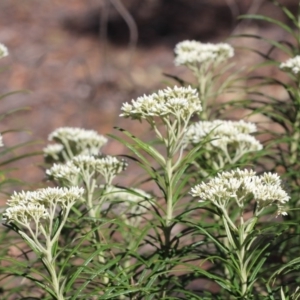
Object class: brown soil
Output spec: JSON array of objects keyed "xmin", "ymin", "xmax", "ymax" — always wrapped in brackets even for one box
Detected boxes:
[{"xmin": 0, "ymin": 0, "xmax": 296, "ymax": 187}]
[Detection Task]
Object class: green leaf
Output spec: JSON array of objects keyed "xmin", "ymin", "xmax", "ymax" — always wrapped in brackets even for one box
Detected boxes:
[
  {"xmin": 232, "ymin": 34, "xmax": 293, "ymax": 56},
  {"xmin": 0, "ymin": 89, "xmax": 30, "ymax": 101},
  {"xmin": 110, "ymin": 127, "xmax": 166, "ymax": 166},
  {"xmin": 239, "ymin": 14, "xmax": 296, "ymax": 36}
]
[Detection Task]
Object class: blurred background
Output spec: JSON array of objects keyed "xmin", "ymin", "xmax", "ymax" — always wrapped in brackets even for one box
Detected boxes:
[{"xmin": 0, "ymin": 0, "xmax": 297, "ymax": 184}]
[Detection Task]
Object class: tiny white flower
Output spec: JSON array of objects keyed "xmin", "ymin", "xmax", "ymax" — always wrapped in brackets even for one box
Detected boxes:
[
  {"xmin": 3, "ymin": 203, "xmax": 49, "ymax": 225},
  {"xmin": 62, "ymin": 186, "xmax": 85, "ymax": 205},
  {"xmin": 0, "ymin": 44, "xmax": 8, "ymax": 58},
  {"xmin": 72, "ymin": 154, "xmax": 98, "ymax": 171},
  {"xmin": 0, "ymin": 134, "xmax": 3, "ymax": 147},
  {"xmin": 233, "ymin": 120, "xmax": 257, "ymax": 134},
  {"xmin": 260, "ymin": 172, "xmax": 281, "ymax": 186},
  {"xmin": 71, "ymin": 155, "xmax": 127, "ymax": 183},
  {"xmin": 96, "ymin": 155, "xmax": 128, "ymax": 184},
  {"xmin": 46, "ymin": 162, "xmax": 80, "ymax": 184},
  {"xmin": 43, "ymin": 144, "xmax": 64, "ymax": 160},
  {"xmin": 95, "ymin": 156, "xmax": 128, "ymax": 182},
  {"xmin": 34, "ymin": 186, "xmax": 84, "ymax": 209},
  {"xmin": 7, "ymin": 190, "xmax": 40, "ymax": 207},
  {"xmin": 6, "ymin": 187, "xmax": 84, "ymax": 210},
  {"xmin": 280, "ymin": 56, "xmax": 300, "ymax": 75}
]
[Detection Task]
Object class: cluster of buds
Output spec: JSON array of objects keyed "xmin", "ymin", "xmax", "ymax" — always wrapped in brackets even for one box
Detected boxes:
[
  {"xmin": 280, "ymin": 55, "xmax": 300, "ymax": 75},
  {"xmin": 0, "ymin": 43, "xmax": 8, "ymax": 59},
  {"xmin": 44, "ymin": 127, "xmax": 108, "ymax": 162},
  {"xmin": 46, "ymin": 155, "xmax": 128, "ymax": 186},
  {"xmin": 120, "ymin": 86, "xmax": 202, "ymax": 121},
  {"xmin": 174, "ymin": 40, "xmax": 234, "ymax": 67},
  {"xmin": 120, "ymin": 86, "xmax": 202, "ymax": 157},
  {"xmin": 43, "ymin": 144, "xmax": 64, "ymax": 161},
  {"xmin": 184, "ymin": 120, "xmax": 262, "ymax": 167},
  {"xmin": 3, "ymin": 187, "xmax": 84, "ymax": 227},
  {"xmin": 191, "ymin": 168, "xmax": 289, "ymax": 216}
]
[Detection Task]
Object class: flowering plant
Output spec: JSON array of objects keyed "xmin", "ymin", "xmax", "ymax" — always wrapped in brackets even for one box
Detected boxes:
[
  {"xmin": 1, "ymin": 3, "xmax": 300, "ymax": 299},
  {"xmin": 184, "ymin": 119, "xmax": 263, "ymax": 172},
  {"xmin": 173, "ymin": 40, "xmax": 237, "ymax": 120}
]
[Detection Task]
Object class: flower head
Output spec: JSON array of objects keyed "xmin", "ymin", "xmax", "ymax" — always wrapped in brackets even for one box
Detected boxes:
[
  {"xmin": 46, "ymin": 162, "xmax": 80, "ymax": 185},
  {"xmin": 95, "ymin": 156, "xmax": 128, "ymax": 183},
  {"xmin": 71, "ymin": 155, "xmax": 98, "ymax": 172},
  {"xmin": 174, "ymin": 40, "xmax": 234, "ymax": 66},
  {"xmin": 0, "ymin": 134, "xmax": 4, "ymax": 147},
  {"xmin": 70, "ymin": 155, "xmax": 127, "ymax": 184},
  {"xmin": 280, "ymin": 56, "xmax": 300, "ymax": 75},
  {"xmin": 6, "ymin": 186, "xmax": 84, "ymax": 213},
  {"xmin": 190, "ymin": 168, "xmax": 289, "ymax": 216},
  {"xmin": 185, "ymin": 120, "xmax": 258, "ymax": 143},
  {"xmin": 3, "ymin": 203, "xmax": 49, "ymax": 225},
  {"xmin": 43, "ymin": 144, "xmax": 64, "ymax": 161},
  {"xmin": 0, "ymin": 44, "xmax": 8, "ymax": 59},
  {"xmin": 184, "ymin": 120, "xmax": 262, "ymax": 166},
  {"xmin": 120, "ymin": 86, "xmax": 201, "ymax": 120},
  {"xmin": 48, "ymin": 127, "xmax": 108, "ymax": 157}
]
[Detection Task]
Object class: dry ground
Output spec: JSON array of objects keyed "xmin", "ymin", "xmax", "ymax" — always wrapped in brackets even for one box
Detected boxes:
[{"xmin": 0, "ymin": 0, "xmax": 296, "ymax": 186}]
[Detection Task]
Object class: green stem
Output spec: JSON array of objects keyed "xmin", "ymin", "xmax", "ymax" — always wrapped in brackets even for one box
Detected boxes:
[
  {"xmin": 196, "ymin": 67, "xmax": 208, "ymax": 120},
  {"xmin": 165, "ymin": 158, "xmax": 173, "ymax": 227},
  {"xmin": 290, "ymin": 109, "xmax": 300, "ymax": 164},
  {"xmin": 298, "ymin": 2, "xmax": 300, "ymax": 47},
  {"xmin": 222, "ymin": 211, "xmax": 252, "ymax": 297},
  {"xmin": 237, "ymin": 217, "xmax": 249, "ymax": 297},
  {"xmin": 85, "ymin": 175, "xmax": 108, "ymax": 284},
  {"xmin": 43, "ymin": 236, "xmax": 65, "ymax": 300},
  {"xmin": 61, "ymin": 139, "xmax": 74, "ymax": 160}
]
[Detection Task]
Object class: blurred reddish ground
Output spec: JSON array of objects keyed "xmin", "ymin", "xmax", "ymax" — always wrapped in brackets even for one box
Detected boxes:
[{"xmin": 0, "ymin": 0, "xmax": 296, "ymax": 189}]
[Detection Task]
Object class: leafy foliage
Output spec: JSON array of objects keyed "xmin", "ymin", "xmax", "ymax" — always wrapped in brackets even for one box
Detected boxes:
[{"xmin": 2, "ymin": 2, "xmax": 300, "ymax": 299}]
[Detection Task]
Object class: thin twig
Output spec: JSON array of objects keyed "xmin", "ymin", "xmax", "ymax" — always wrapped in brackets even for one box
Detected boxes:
[
  {"xmin": 109, "ymin": 0, "xmax": 138, "ymax": 79},
  {"xmin": 224, "ymin": 0, "xmax": 240, "ymax": 30},
  {"xmin": 231, "ymin": 0, "xmax": 266, "ymax": 35},
  {"xmin": 99, "ymin": 0, "xmax": 110, "ymax": 82}
]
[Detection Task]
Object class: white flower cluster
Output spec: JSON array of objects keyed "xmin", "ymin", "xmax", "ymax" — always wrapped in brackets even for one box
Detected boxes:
[
  {"xmin": 280, "ymin": 55, "xmax": 300, "ymax": 75},
  {"xmin": 47, "ymin": 127, "xmax": 108, "ymax": 158},
  {"xmin": 185, "ymin": 120, "xmax": 262, "ymax": 164},
  {"xmin": 190, "ymin": 169, "xmax": 289, "ymax": 216},
  {"xmin": 73, "ymin": 155, "xmax": 127, "ymax": 179},
  {"xmin": 3, "ymin": 203, "xmax": 49, "ymax": 225},
  {"xmin": 174, "ymin": 40, "xmax": 234, "ymax": 66},
  {"xmin": 71, "ymin": 154, "xmax": 99, "ymax": 172},
  {"xmin": 0, "ymin": 134, "xmax": 3, "ymax": 147},
  {"xmin": 120, "ymin": 86, "xmax": 202, "ymax": 120},
  {"xmin": 46, "ymin": 155, "xmax": 127, "ymax": 184},
  {"xmin": 43, "ymin": 144, "xmax": 64, "ymax": 160},
  {"xmin": 95, "ymin": 156, "xmax": 128, "ymax": 183},
  {"xmin": 3, "ymin": 187, "xmax": 84, "ymax": 225},
  {"xmin": 0, "ymin": 44, "xmax": 8, "ymax": 59},
  {"xmin": 103, "ymin": 186, "xmax": 153, "ymax": 224},
  {"xmin": 46, "ymin": 162, "xmax": 80, "ymax": 185}
]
